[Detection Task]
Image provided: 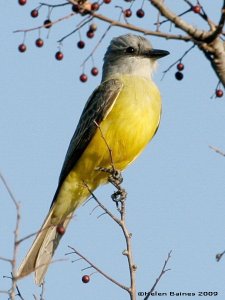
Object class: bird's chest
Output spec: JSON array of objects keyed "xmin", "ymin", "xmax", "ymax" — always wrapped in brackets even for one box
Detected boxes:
[{"xmin": 99, "ymin": 79, "xmax": 161, "ymax": 167}]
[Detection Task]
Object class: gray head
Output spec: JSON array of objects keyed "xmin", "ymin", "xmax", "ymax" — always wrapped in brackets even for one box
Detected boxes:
[{"xmin": 102, "ymin": 34, "xmax": 169, "ymax": 81}]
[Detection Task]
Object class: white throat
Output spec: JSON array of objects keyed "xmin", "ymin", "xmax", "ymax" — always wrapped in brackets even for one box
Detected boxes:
[{"xmin": 102, "ymin": 56, "xmax": 157, "ymax": 82}]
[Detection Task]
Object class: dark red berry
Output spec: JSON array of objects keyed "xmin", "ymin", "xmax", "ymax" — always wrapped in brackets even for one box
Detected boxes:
[
  {"xmin": 56, "ymin": 225, "xmax": 65, "ymax": 235},
  {"xmin": 91, "ymin": 67, "xmax": 99, "ymax": 76},
  {"xmin": 216, "ymin": 89, "xmax": 223, "ymax": 98},
  {"xmin": 31, "ymin": 9, "xmax": 39, "ymax": 18},
  {"xmin": 124, "ymin": 9, "xmax": 132, "ymax": 18},
  {"xmin": 87, "ymin": 30, "xmax": 94, "ymax": 38},
  {"xmin": 89, "ymin": 23, "xmax": 97, "ymax": 32},
  {"xmin": 35, "ymin": 38, "xmax": 44, "ymax": 48},
  {"xmin": 18, "ymin": 0, "xmax": 26, "ymax": 5},
  {"xmin": 177, "ymin": 63, "xmax": 184, "ymax": 71},
  {"xmin": 82, "ymin": 275, "xmax": 90, "ymax": 283},
  {"xmin": 77, "ymin": 40, "xmax": 85, "ymax": 49},
  {"xmin": 103, "ymin": 0, "xmax": 111, "ymax": 3},
  {"xmin": 175, "ymin": 71, "xmax": 183, "ymax": 81},
  {"xmin": 80, "ymin": 74, "xmax": 88, "ymax": 82},
  {"xmin": 91, "ymin": 2, "xmax": 100, "ymax": 11},
  {"xmin": 43, "ymin": 19, "xmax": 52, "ymax": 29},
  {"xmin": 55, "ymin": 51, "xmax": 64, "ymax": 60},
  {"xmin": 192, "ymin": 5, "xmax": 201, "ymax": 13},
  {"xmin": 72, "ymin": 4, "xmax": 80, "ymax": 13},
  {"xmin": 18, "ymin": 43, "xmax": 27, "ymax": 53},
  {"xmin": 136, "ymin": 8, "xmax": 145, "ymax": 18}
]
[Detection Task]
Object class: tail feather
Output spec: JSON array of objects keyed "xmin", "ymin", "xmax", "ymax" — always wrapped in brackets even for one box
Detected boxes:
[
  {"xmin": 17, "ymin": 208, "xmax": 72, "ymax": 285},
  {"xmin": 34, "ymin": 213, "xmax": 72, "ymax": 285}
]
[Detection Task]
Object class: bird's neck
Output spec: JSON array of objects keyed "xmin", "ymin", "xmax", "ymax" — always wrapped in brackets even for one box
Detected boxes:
[{"xmin": 102, "ymin": 56, "xmax": 157, "ymax": 82}]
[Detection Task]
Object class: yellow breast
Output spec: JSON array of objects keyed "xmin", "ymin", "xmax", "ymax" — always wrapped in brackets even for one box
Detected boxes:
[
  {"xmin": 81, "ymin": 75, "xmax": 161, "ymax": 172},
  {"xmin": 52, "ymin": 75, "xmax": 161, "ymax": 221}
]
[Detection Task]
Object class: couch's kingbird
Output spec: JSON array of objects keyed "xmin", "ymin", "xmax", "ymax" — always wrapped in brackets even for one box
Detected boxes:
[{"xmin": 17, "ymin": 34, "xmax": 169, "ymax": 284}]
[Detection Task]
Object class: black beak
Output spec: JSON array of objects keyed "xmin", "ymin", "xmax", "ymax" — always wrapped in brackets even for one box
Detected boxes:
[{"xmin": 147, "ymin": 49, "xmax": 170, "ymax": 59}]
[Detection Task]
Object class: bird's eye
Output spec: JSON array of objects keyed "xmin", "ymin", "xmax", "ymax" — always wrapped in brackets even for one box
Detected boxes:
[{"xmin": 125, "ymin": 47, "xmax": 135, "ymax": 54}]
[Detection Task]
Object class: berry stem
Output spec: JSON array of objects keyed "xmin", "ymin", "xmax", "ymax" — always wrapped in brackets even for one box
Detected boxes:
[{"xmin": 67, "ymin": 246, "xmax": 130, "ymax": 292}]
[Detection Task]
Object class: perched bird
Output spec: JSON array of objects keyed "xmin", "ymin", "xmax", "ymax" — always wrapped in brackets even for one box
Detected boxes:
[{"xmin": 17, "ymin": 34, "xmax": 169, "ymax": 284}]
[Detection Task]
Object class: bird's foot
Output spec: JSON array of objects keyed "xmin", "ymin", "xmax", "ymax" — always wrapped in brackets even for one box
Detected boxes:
[{"xmin": 111, "ymin": 188, "xmax": 127, "ymax": 208}]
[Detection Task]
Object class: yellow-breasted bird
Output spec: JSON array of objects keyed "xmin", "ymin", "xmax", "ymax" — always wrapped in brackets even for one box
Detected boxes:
[{"xmin": 17, "ymin": 34, "xmax": 169, "ymax": 285}]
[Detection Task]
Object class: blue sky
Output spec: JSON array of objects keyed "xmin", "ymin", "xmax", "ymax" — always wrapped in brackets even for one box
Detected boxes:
[{"xmin": 1, "ymin": 1, "xmax": 225, "ymax": 299}]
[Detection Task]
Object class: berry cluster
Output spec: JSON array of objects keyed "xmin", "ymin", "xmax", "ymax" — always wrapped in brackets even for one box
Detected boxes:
[
  {"xmin": 124, "ymin": 8, "xmax": 145, "ymax": 18},
  {"xmin": 175, "ymin": 63, "xmax": 184, "ymax": 81}
]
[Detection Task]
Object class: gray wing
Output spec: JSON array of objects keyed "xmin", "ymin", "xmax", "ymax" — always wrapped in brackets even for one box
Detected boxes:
[{"xmin": 51, "ymin": 78, "xmax": 123, "ymax": 206}]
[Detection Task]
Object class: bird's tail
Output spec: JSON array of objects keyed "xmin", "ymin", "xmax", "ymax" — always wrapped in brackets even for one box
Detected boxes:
[{"xmin": 16, "ymin": 206, "xmax": 72, "ymax": 285}]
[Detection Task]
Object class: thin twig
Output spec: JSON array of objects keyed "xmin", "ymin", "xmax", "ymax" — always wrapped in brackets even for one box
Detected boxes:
[
  {"xmin": 0, "ymin": 290, "xmax": 9, "ymax": 294},
  {"xmin": 67, "ymin": 246, "xmax": 130, "ymax": 292},
  {"xmin": 0, "ymin": 172, "xmax": 20, "ymax": 299},
  {"xmin": 82, "ymin": 182, "xmax": 121, "ymax": 224},
  {"xmin": 57, "ymin": 15, "xmax": 93, "ymax": 43},
  {"xmin": 81, "ymin": 24, "xmax": 112, "ymax": 67},
  {"xmin": 144, "ymin": 251, "xmax": 172, "ymax": 300},
  {"xmin": 0, "ymin": 256, "xmax": 12, "ymax": 263},
  {"xmin": 13, "ymin": 12, "xmax": 75, "ymax": 34},
  {"xmin": 209, "ymin": 145, "xmax": 225, "ymax": 157},
  {"xmin": 93, "ymin": 120, "xmax": 115, "ymax": 170},
  {"xmin": 40, "ymin": 281, "xmax": 45, "ymax": 300},
  {"xmin": 39, "ymin": 2, "xmax": 69, "ymax": 8},
  {"xmin": 162, "ymin": 44, "xmax": 195, "ymax": 79}
]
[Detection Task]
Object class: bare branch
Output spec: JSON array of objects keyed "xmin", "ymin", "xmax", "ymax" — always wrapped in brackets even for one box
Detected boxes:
[
  {"xmin": 162, "ymin": 44, "xmax": 195, "ymax": 79},
  {"xmin": 150, "ymin": 0, "xmax": 207, "ymax": 41},
  {"xmin": 67, "ymin": 246, "xmax": 130, "ymax": 292},
  {"xmin": 14, "ymin": 12, "xmax": 75, "ymax": 34},
  {"xmin": 144, "ymin": 251, "xmax": 172, "ymax": 300},
  {"xmin": 91, "ymin": 12, "xmax": 191, "ymax": 41},
  {"xmin": 209, "ymin": 145, "xmax": 225, "ymax": 157},
  {"xmin": 0, "ymin": 172, "xmax": 21, "ymax": 299},
  {"xmin": 0, "ymin": 256, "xmax": 12, "ymax": 263},
  {"xmin": 204, "ymin": 1, "xmax": 225, "ymax": 42}
]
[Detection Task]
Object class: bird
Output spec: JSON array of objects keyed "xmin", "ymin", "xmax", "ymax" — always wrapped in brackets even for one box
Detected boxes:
[{"xmin": 17, "ymin": 34, "xmax": 169, "ymax": 285}]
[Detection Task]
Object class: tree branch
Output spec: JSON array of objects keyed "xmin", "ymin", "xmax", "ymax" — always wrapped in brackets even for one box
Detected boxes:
[{"xmin": 67, "ymin": 246, "xmax": 130, "ymax": 292}]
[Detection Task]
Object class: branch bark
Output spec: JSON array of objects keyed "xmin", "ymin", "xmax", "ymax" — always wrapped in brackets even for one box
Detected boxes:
[{"xmin": 151, "ymin": 0, "xmax": 225, "ymax": 86}]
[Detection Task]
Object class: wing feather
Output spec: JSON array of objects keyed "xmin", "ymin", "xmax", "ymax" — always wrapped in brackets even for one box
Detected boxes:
[{"xmin": 51, "ymin": 79, "xmax": 123, "ymax": 206}]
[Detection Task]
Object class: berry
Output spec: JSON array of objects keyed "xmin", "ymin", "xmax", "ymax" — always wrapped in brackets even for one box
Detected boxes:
[
  {"xmin": 87, "ymin": 30, "xmax": 94, "ymax": 38},
  {"xmin": 216, "ymin": 89, "xmax": 223, "ymax": 98},
  {"xmin": 91, "ymin": 67, "xmax": 99, "ymax": 76},
  {"xmin": 89, "ymin": 23, "xmax": 97, "ymax": 32},
  {"xmin": 192, "ymin": 5, "xmax": 201, "ymax": 13},
  {"xmin": 18, "ymin": 43, "xmax": 27, "ymax": 53},
  {"xmin": 124, "ymin": 9, "xmax": 132, "ymax": 18},
  {"xmin": 56, "ymin": 225, "xmax": 65, "ymax": 235},
  {"xmin": 18, "ymin": 0, "xmax": 26, "ymax": 5},
  {"xmin": 31, "ymin": 9, "xmax": 39, "ymax": 18},
  {"xmin": 82, "ymin": 275, "xmax": 90, "ymax": 283},
  {"xmin": 103, "ymin": 0, "xmax": 111, "ymax": 3},
  {"xmin": 43, "ymin": 19, "xmax": 52, "ymax": 29},
  {"xmin": 175, "ymin": 71, "xmax": 183, "ymax": 81},
  {"xmin": 55, "ymin": 51, "xmax": 64, "ymax": 60},
  {"xmin": 35, "ymin": 38, "xmax": 44, "ymax": 48},
  {"xmin": 77, "ymin": 40, "xmax": 85, "ymax": 49},
  {"xmin": 80, "ymin": 74, "xmax": 88, "ymax": 82},
  {"xmin": 177, "ymin": 63, "xmax": 184, "ymax": 71},
  {"xmin": 136, "ymin": 8, "xmax": 145, "ymax": 18},
  {"xmin": 72, "ymin": 4, "xmax": 80, "ymax": 13},
  {"xmin": 91, "ymin": 2, "xmax": 100, "ymax": 11}
]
